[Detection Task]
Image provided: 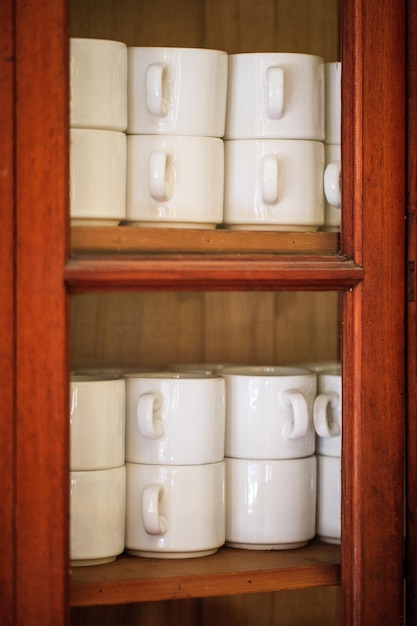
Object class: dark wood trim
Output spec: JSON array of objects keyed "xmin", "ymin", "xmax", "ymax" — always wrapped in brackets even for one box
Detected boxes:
[
  {"xmin": 65, "ymin": 255, "xmax": 363, "ymax": 292},
  {"xmin": 15, "ymin": 0, "xmax": 70, "ymax": 624},
  {"xmin": 341, "ymin": 0, "xmax": 406, "ymax": 623},
  {"xmin": 0, "ymin": 1, "xmax": 15, "ymax": 624},
  {"xmin": 406, "ymin": 0, "xmax": 417, "ymax": 621}
]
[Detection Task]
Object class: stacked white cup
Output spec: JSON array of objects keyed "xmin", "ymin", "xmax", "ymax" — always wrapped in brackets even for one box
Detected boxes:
[
  {"xmin": 223, "ymin": 53, "xmax": 325, "ymax": 231},
  {"xmin": 313, "ymin": 365, "xmax": 342, "ymax": 544},
  {"xmin": 69, "ymin": 375, "xmax": 126, "ymax": 566},
  {"xmin": 69, "ymin": 38, "xmax": 128, "ymax": 225},
  {"xmin": 125, "ymin": 47, "xmax": 228, "ymax": 228},
  {"xmin": 323, "ymin": 62, "xmax": 342, "ymax": 231},
  {"xmin": 124, "ymin": 372, "xmax": 226, "ymax": 558},
  {"xmin": 220, "ymin": 366, "xmax": 317, "ymax": 549}
]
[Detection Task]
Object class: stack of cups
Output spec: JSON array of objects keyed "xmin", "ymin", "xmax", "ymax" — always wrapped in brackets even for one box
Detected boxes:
[
  {"xmin": 313, "ymin": 366, "xmax": 342, "ymax": 544},
  {"xmin": 124, "ymin": 372, "xmax": 226, "ymax": 558},
  {"xmin": 69, "ymin": 375, "xmax": 126, "ymax": 566},
  {"xmin": 125, "ymin": 47, "xmax": 228, "ymax": 228},
  {"xmin": 69, "ymin": 38, "xmax": 128, "ymax": 225},
  {"xmin": 323, "ymin": 62, "xmax": 342, "ymax": 231},
  {"xmin": 221, "ymin": 366, "xmax": 317, "ymax": 549},
  {"xmin": 223, "ymin": 53, "xmax": 325, "ymax": 231}
]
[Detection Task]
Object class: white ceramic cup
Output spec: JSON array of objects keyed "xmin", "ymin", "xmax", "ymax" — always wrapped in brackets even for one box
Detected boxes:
[
  {"xmin": 125, "ymin": 461, "xmax": 225, "ymax": 558},
  {"xmin": 70, "ymin": 38, "xmax": 127, "ymax": 131},
  {"xmin": 70, "ymin": 465, "xmax": 126, "ymax": 566},
  {"xmin": 313, "ymin": 368, "xmax": 342, "ymax": 457},
  {"xmin": 316, "ymin": 454, "xmax": 341, "ymax": 544},
  {"xmin": 225, "ymin": 53, "xmax": 324, "ymax": 140},
  {"xmin": 124, "ymin": 372, "xmax": 225, "ymax": 465},
  {"xmin": 221, "ymin": 365, "xmax": 316, "ymax": 460},
  {"xmin": 70, "ymin": 128, "xmax": 126, "ymax": 225},
  {"xmin": 70, "ymin": 375, "xmax": 125, "ymax": 471},
  {"xmin": 127, "ymin": 47, "xmax": 228, "ymax": 137},
  {"xmin": 225, "ymin": 456, "xmax": 316, "ymax": 549},
  {"xmin": 323, "ymin": 143, "xmax": 341, "ymax": 232},
  {"xmin": 125, "ymin": 134, "xmax": 224, "ymax": 228},
  {"xmin": 223, "ymin": 139, "xmax": 324, "ymax": 231},
  {"xmin": 325, "ymin": 62, "xmax": 341, "ymax": 144}
]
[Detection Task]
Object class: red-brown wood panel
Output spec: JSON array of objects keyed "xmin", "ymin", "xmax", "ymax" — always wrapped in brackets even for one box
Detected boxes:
[
  {"xmin": 15, "ymin": 0, "xmax": 70, "ymax": 624},
  {"xmin": 341, "ymin": 0, "xmax": 406, "ymax": 624},
  {"xmin": 406, "ymin": 0, "xmax": 417, "ymax": 621},
  {"xmin": 0, "ymin": 1, "xmax": 15, "ymax": 624}
]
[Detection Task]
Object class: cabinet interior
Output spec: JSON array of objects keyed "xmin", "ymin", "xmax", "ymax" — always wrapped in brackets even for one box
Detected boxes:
[{"xmin": 69, "ymin": 0, "xmax": 341, "ymax": 624}]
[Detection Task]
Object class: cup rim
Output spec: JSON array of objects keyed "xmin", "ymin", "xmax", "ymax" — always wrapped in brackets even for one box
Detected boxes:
[
  {"xmin": 220, "ymin": 365, "xmax": 313, "ymax": 377},
  {"xmin": 127, "ymin": 45, "xmax": 227, "ymax": 55},
  {"xmin": 123, "ymin": 371, "xmax": 222, "ymax": 380}
]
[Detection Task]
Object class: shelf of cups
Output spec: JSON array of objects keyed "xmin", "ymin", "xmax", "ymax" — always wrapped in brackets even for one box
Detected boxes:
[{"xmin": 70, "ymin": 540, "xmax": 340, "ymax": 607}]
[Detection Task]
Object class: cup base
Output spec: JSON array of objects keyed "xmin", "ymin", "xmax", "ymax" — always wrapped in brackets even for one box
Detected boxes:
[
  {"xmin": 71, "ymin": 218, "xmax": 122, "ymax": 226},
  {"xmin": 125, "ymin": 547, "xmax": 219, "ymax": 559},
  {"xmin": 225, "ymin": 540, "xmax": 309, "ymax": 550},
  {"xmin": 121, "ymin": 220, "xmax": 218, "ymax": 229},
  {"xmin": 70, "ymin": 555, "xmax": 118, "ymax": 567},
  {"xmin": 317, "ymin": 535, "xmax": 341, "ymax": 545},
  {"xmin": 221, "ymin": 224, "xmax": 320, "ymax": 232}
]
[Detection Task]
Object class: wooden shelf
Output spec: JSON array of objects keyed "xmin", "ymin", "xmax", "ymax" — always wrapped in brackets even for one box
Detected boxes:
[
  {"xmin": 70, "ymin": 541, "xmax": 340, "ymax": 607},
  {"xmin": 70, "ymin": 226, "xmax": 340, "ymax": 256}
]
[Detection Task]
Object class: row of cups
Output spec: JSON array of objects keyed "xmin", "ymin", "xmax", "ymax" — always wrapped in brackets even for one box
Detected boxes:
[
  {"xmin": 71, "ymin": 364, "xmax": 342, "ymax": 470},
  {"xmin": 70, "ymin": 363, "xmax": 341, "ymax": 565},
  {"xmin": 70, "ymin": 132, "xmax": 340, "ymax": 231},
  {"xmin": 71, "ymin": 455, "xmax": 340, "ymax": 565},
  {"xmin": 70, "ymin": 39, "xmax": 341, "ymax": 231},
  {"xmin": 70, "ymin": 40, "xmax": 340, "ymax": 141}
]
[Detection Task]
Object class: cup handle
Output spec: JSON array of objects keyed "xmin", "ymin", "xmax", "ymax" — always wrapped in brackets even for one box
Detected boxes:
[
  {"xmin": 142, "ymin": 483, "xmax": 167, "ymax": 535},
  {"xmin": 313, "ymin": 391, "xmax": 341, "ymax": 437},
  {"xmin": 146, "ymin": 62, "xmax": 168, "ymax": 117},
  {"xmin": 267, "ymin": 66, "xmax": 284, "ymax": 119},
  {"xmin": 281, "ymin": 389, "xmax": 309, "ymax": 439},
  {"xmin": 262, "ymin": 154, "xmax": 279, "ymax": 204},
  {"xmin": 324, "ymin": 160, "xmax": 342, "ymax": 208},
  {"xmin": 137, "ymin": 392, "xmax": 165, "ymax": 439},
  {"xmin": 149, "ymin": 150, "xmax": 172, "ymax": 201}
]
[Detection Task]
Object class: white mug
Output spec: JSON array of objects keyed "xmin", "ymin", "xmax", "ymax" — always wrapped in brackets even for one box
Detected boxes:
[
  {"xmin": 325, "ymin": 62, "xmax": 341, "ymax": 144},
  {"xmin": 126, "ymin": 134, "xmax": 224, "ymax": 228},
  {"xmin": 70, "ymin": 375, "xmax": 125, "ymax": 471},
  {"xmin": 125, "ymin": 461, "xmax": 225, "ymax": 558},
  {"xmin": 225, "ymin": 53, "xmax": 324, "ymax": 140},
  {"xmin": 225, "ymin": 456, "xmax": 316, "ymax": 550},
  {"xmin": 70, "ymin": 465, "xmax": 126, "ymax": 566},
  {"xmin": 316, "ymin": 454, "xmax": 341, "ymax": 544},
  {"xmin": 70, "ymin": 128, "xmax": 126, "ymax": 225},
  {"xmin": 323, "ymin": 143, "xmax": 341, "ymax": 231},
  {"xmin": 127, "ymin": 47, "xmax": 228, "ymax": 137},
  {"xmin": 223, "ymin": 139, "xmax": 324, "ymax": 231},
  {"xmin": 313, "ymin": 368, "xmax": 342, "ymax": 457},
  {"xmin": 124, "ymin": 372, "xmax": 225, "ymax": 465},
  {"xmin": 70, "ymin": 38, "xmax": 127, "ymax": 131},
  {"xmin": 221, "ymin": 366, "xmax": 316, "ymax": 460}
]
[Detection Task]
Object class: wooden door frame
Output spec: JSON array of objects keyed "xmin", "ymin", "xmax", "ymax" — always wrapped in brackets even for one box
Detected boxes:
[
  {"xmin": 406, "ymin": 0, "xmax": 417, "ymax": 621},
  {"xmin": 0, "ymin": 1, "xmax": 16, "ymax": 623},
  {"xmin": 341, "ymin": 0, "xmax": 406, "ymax": 623}
]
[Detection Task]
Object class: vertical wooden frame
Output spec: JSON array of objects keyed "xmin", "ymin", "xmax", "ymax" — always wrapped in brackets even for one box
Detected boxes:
[
  {"xmin": 0, "ymin": 1, "xmax": 15, "ymax": 624},
  {"xmin": 341, "ymin": 0, "xmax": 406, "ymax": 623},
  {"xmin": 406, "ymin": 0, "xmax": 417, "ymax": 621},
  {"xmin": 15, "ymin": 0, "xmax": 70, "ymax": 624}
]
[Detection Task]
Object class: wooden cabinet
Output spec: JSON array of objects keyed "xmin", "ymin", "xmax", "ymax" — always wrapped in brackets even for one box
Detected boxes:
[{"xmin": 1, "ymin": 0, "xmax": 410, "ymax": 624}]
